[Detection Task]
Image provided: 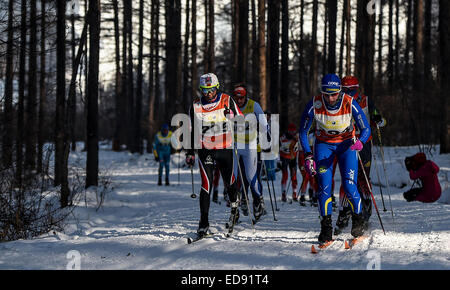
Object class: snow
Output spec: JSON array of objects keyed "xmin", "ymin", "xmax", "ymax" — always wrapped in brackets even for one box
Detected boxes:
[{"xmin": 0, "ymin": 144, "xmax": 449, "ymax": 270}]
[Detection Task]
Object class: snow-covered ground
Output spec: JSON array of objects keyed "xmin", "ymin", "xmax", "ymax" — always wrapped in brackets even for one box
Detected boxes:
[{"xmin": 0, "ymin": 144, "xmax": 449, "ymax": 270}]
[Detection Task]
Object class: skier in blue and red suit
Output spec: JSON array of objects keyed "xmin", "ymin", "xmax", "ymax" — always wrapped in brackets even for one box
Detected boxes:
[{"xmin": 298, "ymin": 74, "xmax": 371, "ymax": 244}]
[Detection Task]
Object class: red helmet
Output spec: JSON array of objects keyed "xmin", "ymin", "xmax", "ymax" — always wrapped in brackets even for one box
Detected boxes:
[
  {"xmin": 341, "ymin": 76, "xmax": 359, "ymax": 88},
  {"xmin": 288, "ymin": 123, "xmax": 297, "ymax": 133},
  {"xmin": 233, "ymin": 86, "xmax": 247, "ymax": 98}
]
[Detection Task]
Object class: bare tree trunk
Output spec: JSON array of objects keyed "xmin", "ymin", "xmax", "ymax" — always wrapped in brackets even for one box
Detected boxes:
[
  {"xmin": 299, "ymin": 0, "xmax": 305, "ymax": 100},
  {"xmin": 16, "ymin": 0, "xmax": 27, "ymax": 185},
  {"xmin": 86, "ymin": 0, "xmax": 101, "ymax": 188},
  {"xmin": 236, "ymin": 0, "xmax": 249, "ymax": 84},
  {"xmin": 148, "ymin": 0, "xmax": 160, "ymax": 153},
  {"xmin": 209, "ymin": 0, "xmax": 215, "ymax": 73},
  {"xmin": 55, "ymin": 0, "xmax": 66, "ymax": 187},
  {"xmin": 439, "ymin": 0, "xmax": 450, "ymax": 153},
  {"xmin": 309, "ymin": 0, "xmax": 319, "ymax": 95},
  {"xmin": 280, "ymin": 0, "xmax": 289, "ymax": 128},
  {"xmin": 268, "ymin": 0, "xmax": 280, "ymax": 113},
  {"xmin": 38, "ymin": 0, "xmax": 46, "ymax": 173},
  {"xmin": 388, "ymin": 0, "xmax": 394, "ymax": 89},
  {"xmin": 26, "ymin": 0, "xmax": 37, "ymax": 171},
  {"xmin": 3, "ymin": 0, "xmax": 14, "ymax": 169},
  {"xmin": 338, "ymin": 0, "xmax": 346, "ymax": 77},
  {"xmin": 356, "ymin": 0, "xmax": 375, "ymax": 97},
  {"xmin": 424, "ymin": 0, "xmax": 432, "ymax": 83},
  {"xmin": 165, "ymin": 0, "xmax": 182, "ymax": 117},
  {"xmin": 70, "ymin": 5, "xmax": 77, "ymax": 152},
  {"xmin": 377, "ymin": 3, "xmax": 383, "ymax": 82},
  {"xmin": 345, "ymin": 0, "xmax": 351, "ymax": 75},
  {"xmin": 182, "ymin": 0, "xmax": 191, "ymax": 111},
  {"xmin": 414, "ymin": 0, "xmax": 425, "ymax": 144},
  {"xmin": 126, "ymin": 0, "xmax": 134, "ymax": 151},
  {"xmin": 232, "ymin": 0, "xmax": 239, "ymax": 84},
  {"xmin": 112, "ymin": 0, "xmax": 122, "ymax": 151},
  {"xmin": 191, "ymin": 0, "xmax": 198, "ymax": 101},
  {"xmin": 327, "ymin": 0, "xmax": 337, "ymax": 74},
  {"xmin": 251, "ymin": 0, "xmax": 259, "ymax": 102},
  {"xmin": 258, "ymin": 0, "xmax": 266, "ymax": 110},
  {"xmin": 134, "ymin": 0, "xmax": 144, "ymax": 154}
]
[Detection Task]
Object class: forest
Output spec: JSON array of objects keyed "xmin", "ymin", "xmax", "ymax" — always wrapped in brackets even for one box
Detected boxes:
[{"xmin": 0, "ymin": 0, "xmax": 449, "ymax": 241}]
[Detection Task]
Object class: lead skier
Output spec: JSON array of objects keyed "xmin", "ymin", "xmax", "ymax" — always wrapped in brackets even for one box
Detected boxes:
[
  {"xmin": 298, "ymin": 74, "xmax": 371, "ymax": 244},
  {"xmin": 185, "ymin": 73, "xmax": 244, "ymax": 238}
]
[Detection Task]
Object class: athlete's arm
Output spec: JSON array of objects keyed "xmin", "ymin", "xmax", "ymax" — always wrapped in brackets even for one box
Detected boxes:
[
  {"xmin": 352, "ymin": 100, "xmax": 371, "ymax": 144},
  {"xmin": 298, "ymin": 100, "xmax": 315, "ymax": 154}
]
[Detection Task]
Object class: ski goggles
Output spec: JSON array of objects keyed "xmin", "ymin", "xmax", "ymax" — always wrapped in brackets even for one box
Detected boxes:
[{"xmin": 200, "ymin": 87, "xmax": 217, "ymax": 94}]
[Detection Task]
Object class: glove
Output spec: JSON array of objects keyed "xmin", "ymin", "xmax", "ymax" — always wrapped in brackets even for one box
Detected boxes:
[
  {"xmin": 185, "ymin": 153, "xmax": 195, "ymax": 167},
  {"xmin": 372, "ymin": 114, "xmax": 386, "ymax": 128},
  {"xmin": 155, "ymin": 156, "xmax": 159, "ymax": 162},
  {"xmin": 350, "ymin": 139, "xmax": 363, "ymax": 152},
  {"xmin": 372, "ymin": 114, "xmax": 382, "ymax": 124},
  {"xmin": 224, "ymin": 105, "xmax": 231, "ymax": 117},
  {"xmin": 304, "ymin": 153, "xmax": 316, "ymax": 176}
]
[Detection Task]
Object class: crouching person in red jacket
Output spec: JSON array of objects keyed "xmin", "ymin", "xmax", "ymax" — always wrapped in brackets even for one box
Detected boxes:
[{"xmin": 403, "ymin": 153, "xmax": 442, "ymax": 203}]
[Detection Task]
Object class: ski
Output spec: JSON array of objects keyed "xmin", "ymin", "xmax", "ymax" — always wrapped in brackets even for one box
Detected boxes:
[
  {"xmin": 186, "ymin": 232, "xmax": 214, "ymax": 244},
  {"xmin": 344, "ymin": 236, "xmax": 367, "ymax": 249},
  {"xmin": 311, "ymin": 240, "xmax": 335, "ymax": 254}
]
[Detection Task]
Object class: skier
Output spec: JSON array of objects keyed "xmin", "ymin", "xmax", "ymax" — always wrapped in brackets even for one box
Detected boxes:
[
  {"xmin": 404, "ymin": 153, "xmax": 442, "ymax": 203},
  {"xmin": 334, "ymin": 75, "xmax": 386, "ymax": 234},
  {"xmin": 232, "ymin": 85, "xmax": 270, "ymax": 221},
  {"xmin": 153, "ymin": 123, "xmax": 173, "ymax": 186},
  {"xmin": 212, "ymin": 166, "xmax": 230, "ymax": 206},
  {"xmin": 185, "ymin": 73, "xmax": 243, "ymax": 238},
  {"xmin": 261, "ymin": 111, "xmax": 277, "ymax": 184},
  {"xmin": 298, "ymin": 73, "xmax": 371, "ymax": 244},
  {"xmin": 279, "ymin": 123, "xmax": 299, "ymax": 202},
  {"xmin": 298, "ymin": 132, "xmax": 318, "ymax": 206}
]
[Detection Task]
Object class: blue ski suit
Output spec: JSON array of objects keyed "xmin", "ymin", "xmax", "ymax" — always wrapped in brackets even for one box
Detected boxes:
[
  {"xmin": 153, "ymin": 130, "xmax": 173, "ymax": 180},
  {"xmin": 298, "ymin": 93, "xmax": 371, "ymax": 217}
]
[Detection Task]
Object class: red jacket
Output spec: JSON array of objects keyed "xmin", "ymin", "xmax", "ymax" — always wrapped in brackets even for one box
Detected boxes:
[{"xmin": 409, "ymin": 160, "xmax": 442, "ymax": 203}]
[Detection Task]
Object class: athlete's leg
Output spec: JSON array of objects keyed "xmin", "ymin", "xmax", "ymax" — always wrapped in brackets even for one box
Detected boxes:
[{"xmin": 314, "ymin": 141, "xmax": 336, "ymax": 217}]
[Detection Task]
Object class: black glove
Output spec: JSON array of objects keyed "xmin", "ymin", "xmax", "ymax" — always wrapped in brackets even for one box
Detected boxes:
[
  {"xmin": 155, "ymin": 156, "xmax": 159, "ymax": 162},
  {"xmin": 224, "ymin": 105, "xmax": 231, "ymax": 117},
  {"xmin": 372, "ymin": 114, "xmax": 382, "ymax": 124}
]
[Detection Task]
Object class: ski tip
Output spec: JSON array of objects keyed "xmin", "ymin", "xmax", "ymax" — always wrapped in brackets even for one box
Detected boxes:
[
  {"xmin": 311, "ymin": 245, "xmax": 318, "ymax": 254},
  {"xmin": 187, "ymin": 238, "xmax": 192, "ymax": 244}
]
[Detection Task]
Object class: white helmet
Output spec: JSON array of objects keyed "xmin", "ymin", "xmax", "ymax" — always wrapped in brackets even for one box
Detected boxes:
[{"xmin": 199, "ymin": 73, "xmax": 220, "ymax": 90}]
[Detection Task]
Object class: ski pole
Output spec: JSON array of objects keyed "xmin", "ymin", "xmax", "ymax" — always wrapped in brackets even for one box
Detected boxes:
[
  {"xmin": 234, "ymin": 148, "xmax": 256, "ymax": 232},
  {"xmin": 371, "ymin": 140, "xmax": 387, "ymax": 212},
  {"xmin": 271, "ymin": 179, "xmax": 279, "ymax": 211},
  {"xmin": 190, "ymin": 166, "xmax": 196, "ymax": 199},
  {"xmin": 357, "ymin": 151, "xmax": 386, "ymax": 235},
  {"xmin": 262, "ymin": 161, "xmax": 277, "ymax": 221},
  {"xmin": 375, "ymin": 124, "xmax": 395, "ymax": 222},
  {"xmin": 178, "ymin": 151, "xmax": 181, "ymax": 186}
]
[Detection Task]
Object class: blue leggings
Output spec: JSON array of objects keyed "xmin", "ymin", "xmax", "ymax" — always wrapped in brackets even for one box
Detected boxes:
[
  {"xmin": 315, "ymin": 139, "xmax": 362, "ymax": 217},
  {"xmin": 158, "ymin": 152, "xmax": 171, "ymax": 179}
]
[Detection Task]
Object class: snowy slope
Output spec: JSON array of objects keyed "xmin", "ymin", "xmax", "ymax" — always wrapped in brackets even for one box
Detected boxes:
[{"xmin": 0, "ymin": 144, "xmax": 449, "ymax": 270}]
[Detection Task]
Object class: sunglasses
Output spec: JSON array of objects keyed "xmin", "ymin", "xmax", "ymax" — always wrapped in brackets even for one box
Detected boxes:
[{"xmin": 201, "ymin": 87, "xmax": 217, "ymax": 94}]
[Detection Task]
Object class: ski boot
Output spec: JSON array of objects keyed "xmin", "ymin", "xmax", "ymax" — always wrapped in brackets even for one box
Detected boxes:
[
  {"xmin": 292, "ymin": 192, "xmax": 298, "ymax": 202},
  {"xmin": 197, "ymin": 221, "xmax": 210, "ymax": 238},
  {"xmin": 228, "ymin": 203, "xmax": 240, "ymax": 227},
  {"xmin": 165, "ymin": 177, "xmax": 170, "ymax": 186},
  {"xmin": 299, "ymin": 195, "xmax": 306, "ymax": 206},
  {"xmin": 253, "ymin": 196, "xmax": 267, "ymax": 222},
  {"xmin": 240, "ymin": 195, "xmax": 249, "ymax": 216},
  {"xmin": 281, "ymin": 190, "xmax": 287, "ymax": 202},
  {"xmin": 318, "ymin": 215, "xmax": 333, "ymax": 244},
  {"xmin": 351, "ymin": 213, "xmax": 365, "ymax": 238},
  {"xmin": 334, "ymin": 209, "xmax": 351, "ymax": 235},
  {"xmin": 158, "ymin": 176, "xmax": 162, "ymax": 186}
]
